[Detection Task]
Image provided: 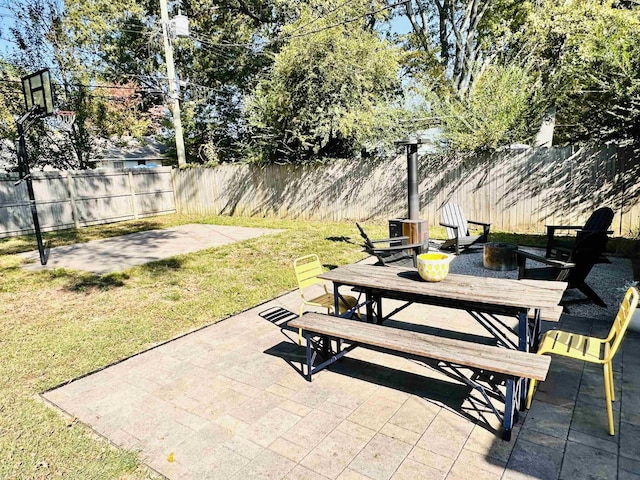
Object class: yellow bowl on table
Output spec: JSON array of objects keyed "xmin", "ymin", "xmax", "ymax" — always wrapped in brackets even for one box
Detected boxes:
[{"xmin": 417, "ymin": 253, "xmax": 454, "ymax": 282}]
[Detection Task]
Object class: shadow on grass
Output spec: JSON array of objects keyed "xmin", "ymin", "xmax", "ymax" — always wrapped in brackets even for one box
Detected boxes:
[
  {"xmin": 139, "ymin": 257, "xmax": 185, "ymax": 273},
  {"xmin": 50, "ymin": 270, "xmax": 130, "ymax": 293},
  {"xmin": 0, "ymin": 220, "xmax": 166, "ymax": 256},
  {"xmin": 325, "ymin": 235, "xmax": 357, "ymax": 244}
]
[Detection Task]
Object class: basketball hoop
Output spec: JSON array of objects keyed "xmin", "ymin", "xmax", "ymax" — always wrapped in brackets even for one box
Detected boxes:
[{"xmin": 46, "ymin": 110, "xmax": 76, "ymax": 132}]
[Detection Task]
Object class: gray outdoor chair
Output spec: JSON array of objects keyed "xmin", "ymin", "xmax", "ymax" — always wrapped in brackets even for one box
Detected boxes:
[
  {"xmin": 356, "ymin": 223, "xmax": 424, "ymax": 268},
  {"xmin": 439, "ymin": 203, "xmax": 491, "ymax": 255}
]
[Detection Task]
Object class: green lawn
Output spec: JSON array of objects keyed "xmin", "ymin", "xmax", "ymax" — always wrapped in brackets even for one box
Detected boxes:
[
  {"xmin": 0, "ymin": 214, "xmax": 635, "ymax": 479},
  {"xmin": 0, "ymin": 215, "xmax": 376, "ymax": 479}
]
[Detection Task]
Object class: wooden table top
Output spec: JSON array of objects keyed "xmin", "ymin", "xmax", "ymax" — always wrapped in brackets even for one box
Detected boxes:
[{"xmin": 318, "ymin": 264, "xmax": 566, "ymax": 312}]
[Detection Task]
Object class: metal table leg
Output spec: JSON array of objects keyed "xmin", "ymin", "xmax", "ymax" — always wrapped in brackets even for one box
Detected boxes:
[
  {"xmin": 365, "ymin": 289, "xmax": 373, "ymax": 323},
  {"xmin": 332, "ymin": 282, "xmax": 341, "ymax": 315}
]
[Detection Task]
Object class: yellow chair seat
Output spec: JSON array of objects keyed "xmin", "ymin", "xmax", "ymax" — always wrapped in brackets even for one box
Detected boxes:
[
  {"xmin": 538, "ymin": 330, "xmax": 604, "ymax": 363},
  {"xmin": 306, "ymin": 293, "xmax": 358, "ymax": 312}
]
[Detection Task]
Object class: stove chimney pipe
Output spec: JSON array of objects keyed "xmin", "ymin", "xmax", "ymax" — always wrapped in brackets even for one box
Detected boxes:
[
  {"xmin": 407, "ymin": 142, "xmax": 419, "ymax": 220},
  {"xmin": 395, "ymin": 137, "xmax": 422, "ymax": 220}
]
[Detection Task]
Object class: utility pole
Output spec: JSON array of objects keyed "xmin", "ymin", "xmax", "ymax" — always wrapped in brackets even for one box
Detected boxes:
[{"xmin": 160, "ymin": 0, "xmax": 187, "ymax": 167}]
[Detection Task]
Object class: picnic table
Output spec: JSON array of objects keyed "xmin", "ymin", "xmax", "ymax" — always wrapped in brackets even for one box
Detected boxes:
[
  {"xmin": 298, "ymin": 263, "xmax": 567, "ymax": 439},
  {"xmin": 299, "ymin": 264, "xmax": 567, "ymax": 439},
  {"xmin": 318, "ymin": 264, "xmax": 566, "ymax": 353}
]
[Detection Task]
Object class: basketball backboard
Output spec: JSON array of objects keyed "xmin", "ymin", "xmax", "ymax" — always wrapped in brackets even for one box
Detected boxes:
[{"xmin": 22, "ymin": 69, "xmax": 54, "ymax": 117}]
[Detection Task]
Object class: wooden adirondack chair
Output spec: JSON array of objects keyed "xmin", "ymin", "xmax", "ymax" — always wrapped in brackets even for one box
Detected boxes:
[
  {"xmin": 545, "ymin": 207, "xmax": 614, "ymax": 263},
  {"xmin": 356, "ymin": 223, "xmax": 424, "ymax": 268},
  {"xmin": 439, "ymin": 203, "xmax": 490, "ymax": 255},
  {"xmin": 517, "ymin": 230, "xmax": 609, "ymax": 307}
]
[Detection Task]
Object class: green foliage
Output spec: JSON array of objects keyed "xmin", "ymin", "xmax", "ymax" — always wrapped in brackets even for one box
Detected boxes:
[
  {"xmin": 427, "ymin": 63, "xmax": 537, "ymax": 151},
  {"xmin": 168, "ymin": 1, "xmax": 284, "ymax": 163},
  {"xmin": 246, "ymin": 1, "xmax": 405, "ymax": 163},
  {"xmin": 519, "ymin": 0, "xmax": 640, "ymax": 143},
  {"xmin": 398, "ymin": 0, "xmax": 533, "ymax": 95},
  {"xmin": 0, "ymin": 0, "xmax": 156, "ymax": 170},
  {"xmin": 0, "ymin": 63, "xmax": 21, "ymax": 143}
]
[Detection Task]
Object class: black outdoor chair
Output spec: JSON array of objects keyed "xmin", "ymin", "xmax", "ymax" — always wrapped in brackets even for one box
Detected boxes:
[
  {"xmin": 439, "ymin": 203, "xmax": 491, "ymax": 255},
  {"xmin": 356, "ymin": 222, "xmax": 424, "ymax": 268},
  {"xmin": 545, "ymin": 206, "xmax": 614, "ymax": 263},
  {"xmin": 517, "ymin": 230, "xmax": 609, "ymax": 307}
]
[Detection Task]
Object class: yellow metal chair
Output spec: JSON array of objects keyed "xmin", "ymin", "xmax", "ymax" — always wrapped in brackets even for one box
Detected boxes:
[
  {"xmin": 294, "ymin": 254, "xmax": 359, "ymax": 344},
  {"xmin": 526, "ymin": 286, "xmax": 639, "ymax": 435}
]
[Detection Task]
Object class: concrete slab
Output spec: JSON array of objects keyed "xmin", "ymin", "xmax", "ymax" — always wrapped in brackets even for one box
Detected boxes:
[{"xmin": 18, "ymin": 224, "xmax": 283, "ymax": 274}]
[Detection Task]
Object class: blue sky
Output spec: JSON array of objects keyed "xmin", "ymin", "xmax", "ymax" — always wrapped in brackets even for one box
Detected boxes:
[
  {"xmin": 0, "ymin": 5, "xmax": 16, "ymax": 54},
  {"xmin": 390, "ymin": 13, "xmax": 412, "ymax": 35}
]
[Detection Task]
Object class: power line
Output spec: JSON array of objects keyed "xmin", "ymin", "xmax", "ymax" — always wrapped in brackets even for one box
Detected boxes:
[
  {"xmin": 285, "ymin": 0, "xmax": 354, "ymax": 36},
  {"xmin": 188, "ymin": 1, "xmax": 407, "ymax": 50},
  {"xmin": 281, "ymin": 2, "xmax": 407, "ymax": 41}
]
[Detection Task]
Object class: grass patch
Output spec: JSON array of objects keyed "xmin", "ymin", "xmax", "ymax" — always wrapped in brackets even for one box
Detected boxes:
[
  {"xmin": 0, "ymin": 214, "xmax": 369, "ymax": 479},
  {"xmin": 1, "ymin": 214, "xmax": 636, "ymax": 478}
]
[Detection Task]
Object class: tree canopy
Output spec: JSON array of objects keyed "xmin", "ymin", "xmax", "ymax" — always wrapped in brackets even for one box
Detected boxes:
[
  {"xmin": 246, "ymin": 1, "xmax": 405, "ymax": 163},
  {"xmin": 0, "ymin": 0, "xmax": 639, "ymax": 168},
  {"xmin": 518, "ymin": 0, "xmax": 640, "ymax": 144}
]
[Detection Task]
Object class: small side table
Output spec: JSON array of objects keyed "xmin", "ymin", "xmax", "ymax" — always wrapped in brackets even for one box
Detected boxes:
[{"xmin": 483, "ymin": 242, "xmax": 518, "ymax": 271}]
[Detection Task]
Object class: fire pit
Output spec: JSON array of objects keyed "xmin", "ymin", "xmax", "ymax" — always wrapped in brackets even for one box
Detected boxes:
[{"xmin": 483, "ymin": 242, "xmax": 518, "ymax": 271}]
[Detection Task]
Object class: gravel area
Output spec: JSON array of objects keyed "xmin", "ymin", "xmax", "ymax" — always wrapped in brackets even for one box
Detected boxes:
[{"xmin": 442, "ymin": 245, "xmax": 634, "ymax": 321}]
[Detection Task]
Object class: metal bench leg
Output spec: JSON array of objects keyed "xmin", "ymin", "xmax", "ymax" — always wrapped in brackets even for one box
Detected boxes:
[
  {"xmin": 302, "ymin": 332, "xmax": 356, "ymax": 382},
  {"xmin": 305, "ymin": 332, "xmax": 313, "ymax": 382},
  {"xmin": 503, "ymin": 378, "xmax": 516, "ymax": 441},
  {"xmin": 517, "ymin": 310, "xmax": 531, "ymax": 408}
]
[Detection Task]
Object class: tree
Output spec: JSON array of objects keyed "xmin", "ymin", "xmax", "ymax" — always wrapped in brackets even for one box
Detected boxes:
[
  {"xmin": 391, "ymin": 0, "xmax": 538, "ymax": 151},
  {"xmin": 245, "ymin": 0, "xmax": 406, "ymax": 163},
  {"xmin": 398, "ymin": 0, "xmax": 531, "ymax": 96},
  {"xmin": 0, "ymin": 0, "xmax": 150, "ymax": 169},
  {"xmin": 166, "ymin": 0, "xmax": 294, "ymax": 163},
  {"xmin": 427, "ymin": 62, "xmax": 536, "ymax": 151},
  {"xmin": 517, "ymin": 0, "xmax": 640, "ymax": 144}
]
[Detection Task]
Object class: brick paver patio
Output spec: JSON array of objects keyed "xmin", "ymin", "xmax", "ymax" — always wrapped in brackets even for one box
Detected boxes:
[{"xmin": 43, "ymin": 257, "xmax": 640, "ymax": 480}]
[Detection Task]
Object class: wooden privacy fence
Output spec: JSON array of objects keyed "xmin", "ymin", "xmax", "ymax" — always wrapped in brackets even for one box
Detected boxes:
[
  {"xmin": 173, "ymin": 144, "xmax": 640, "ymax": 236},
  {"xmin": 0, "ymin": 167, "xmax": 175, "ymax": 237},
  {"xmin": 2, "ymin": 145, "xmax": 639, "ymax": 238}
]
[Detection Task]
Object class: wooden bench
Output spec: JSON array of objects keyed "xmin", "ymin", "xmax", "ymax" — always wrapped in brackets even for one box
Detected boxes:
[
  {"xmin": 289, "ymin": 313, "xmax": 551, "ymax": 440},
  {"xmin": 528, "ymin": 306, "xmax": 564, "ymax": 322}
]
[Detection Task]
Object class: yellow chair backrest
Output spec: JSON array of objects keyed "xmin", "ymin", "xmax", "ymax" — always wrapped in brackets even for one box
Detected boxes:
[
  {"xmin": 604, "ymin": 286, "xmax": 639, "ymax": 361},
  {"xmin": 294, "ymin": 254, "xmax": 327, "ymax": 292}
]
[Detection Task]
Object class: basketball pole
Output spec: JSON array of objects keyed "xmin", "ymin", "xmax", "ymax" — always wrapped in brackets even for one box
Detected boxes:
[{"xmin": 15, "ymin": 106, "xmax": 47, "ymax": 265}]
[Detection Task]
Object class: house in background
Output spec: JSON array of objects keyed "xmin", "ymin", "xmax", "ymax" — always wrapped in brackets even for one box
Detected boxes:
[{"xmin": 93, "ymin": 137, "xmax": 171, "ymax": 169}]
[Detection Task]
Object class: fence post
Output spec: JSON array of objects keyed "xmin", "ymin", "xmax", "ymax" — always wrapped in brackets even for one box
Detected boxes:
[
  {"xmin": 66, "ymin": 170, "xmax": 80, "ymax": 229},
  {"xmin": 171, "ymin": 167, "xmax": 180, "ymax": 214},
  {"xmin": 128, "ymin": 170, "xmax": 139, "ymax": 219}
]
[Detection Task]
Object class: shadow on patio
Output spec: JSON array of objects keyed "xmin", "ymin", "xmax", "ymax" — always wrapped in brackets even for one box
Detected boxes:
[{"xmin": 41, "ymin": 251, "xmax": 640, "ymax": 480}]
